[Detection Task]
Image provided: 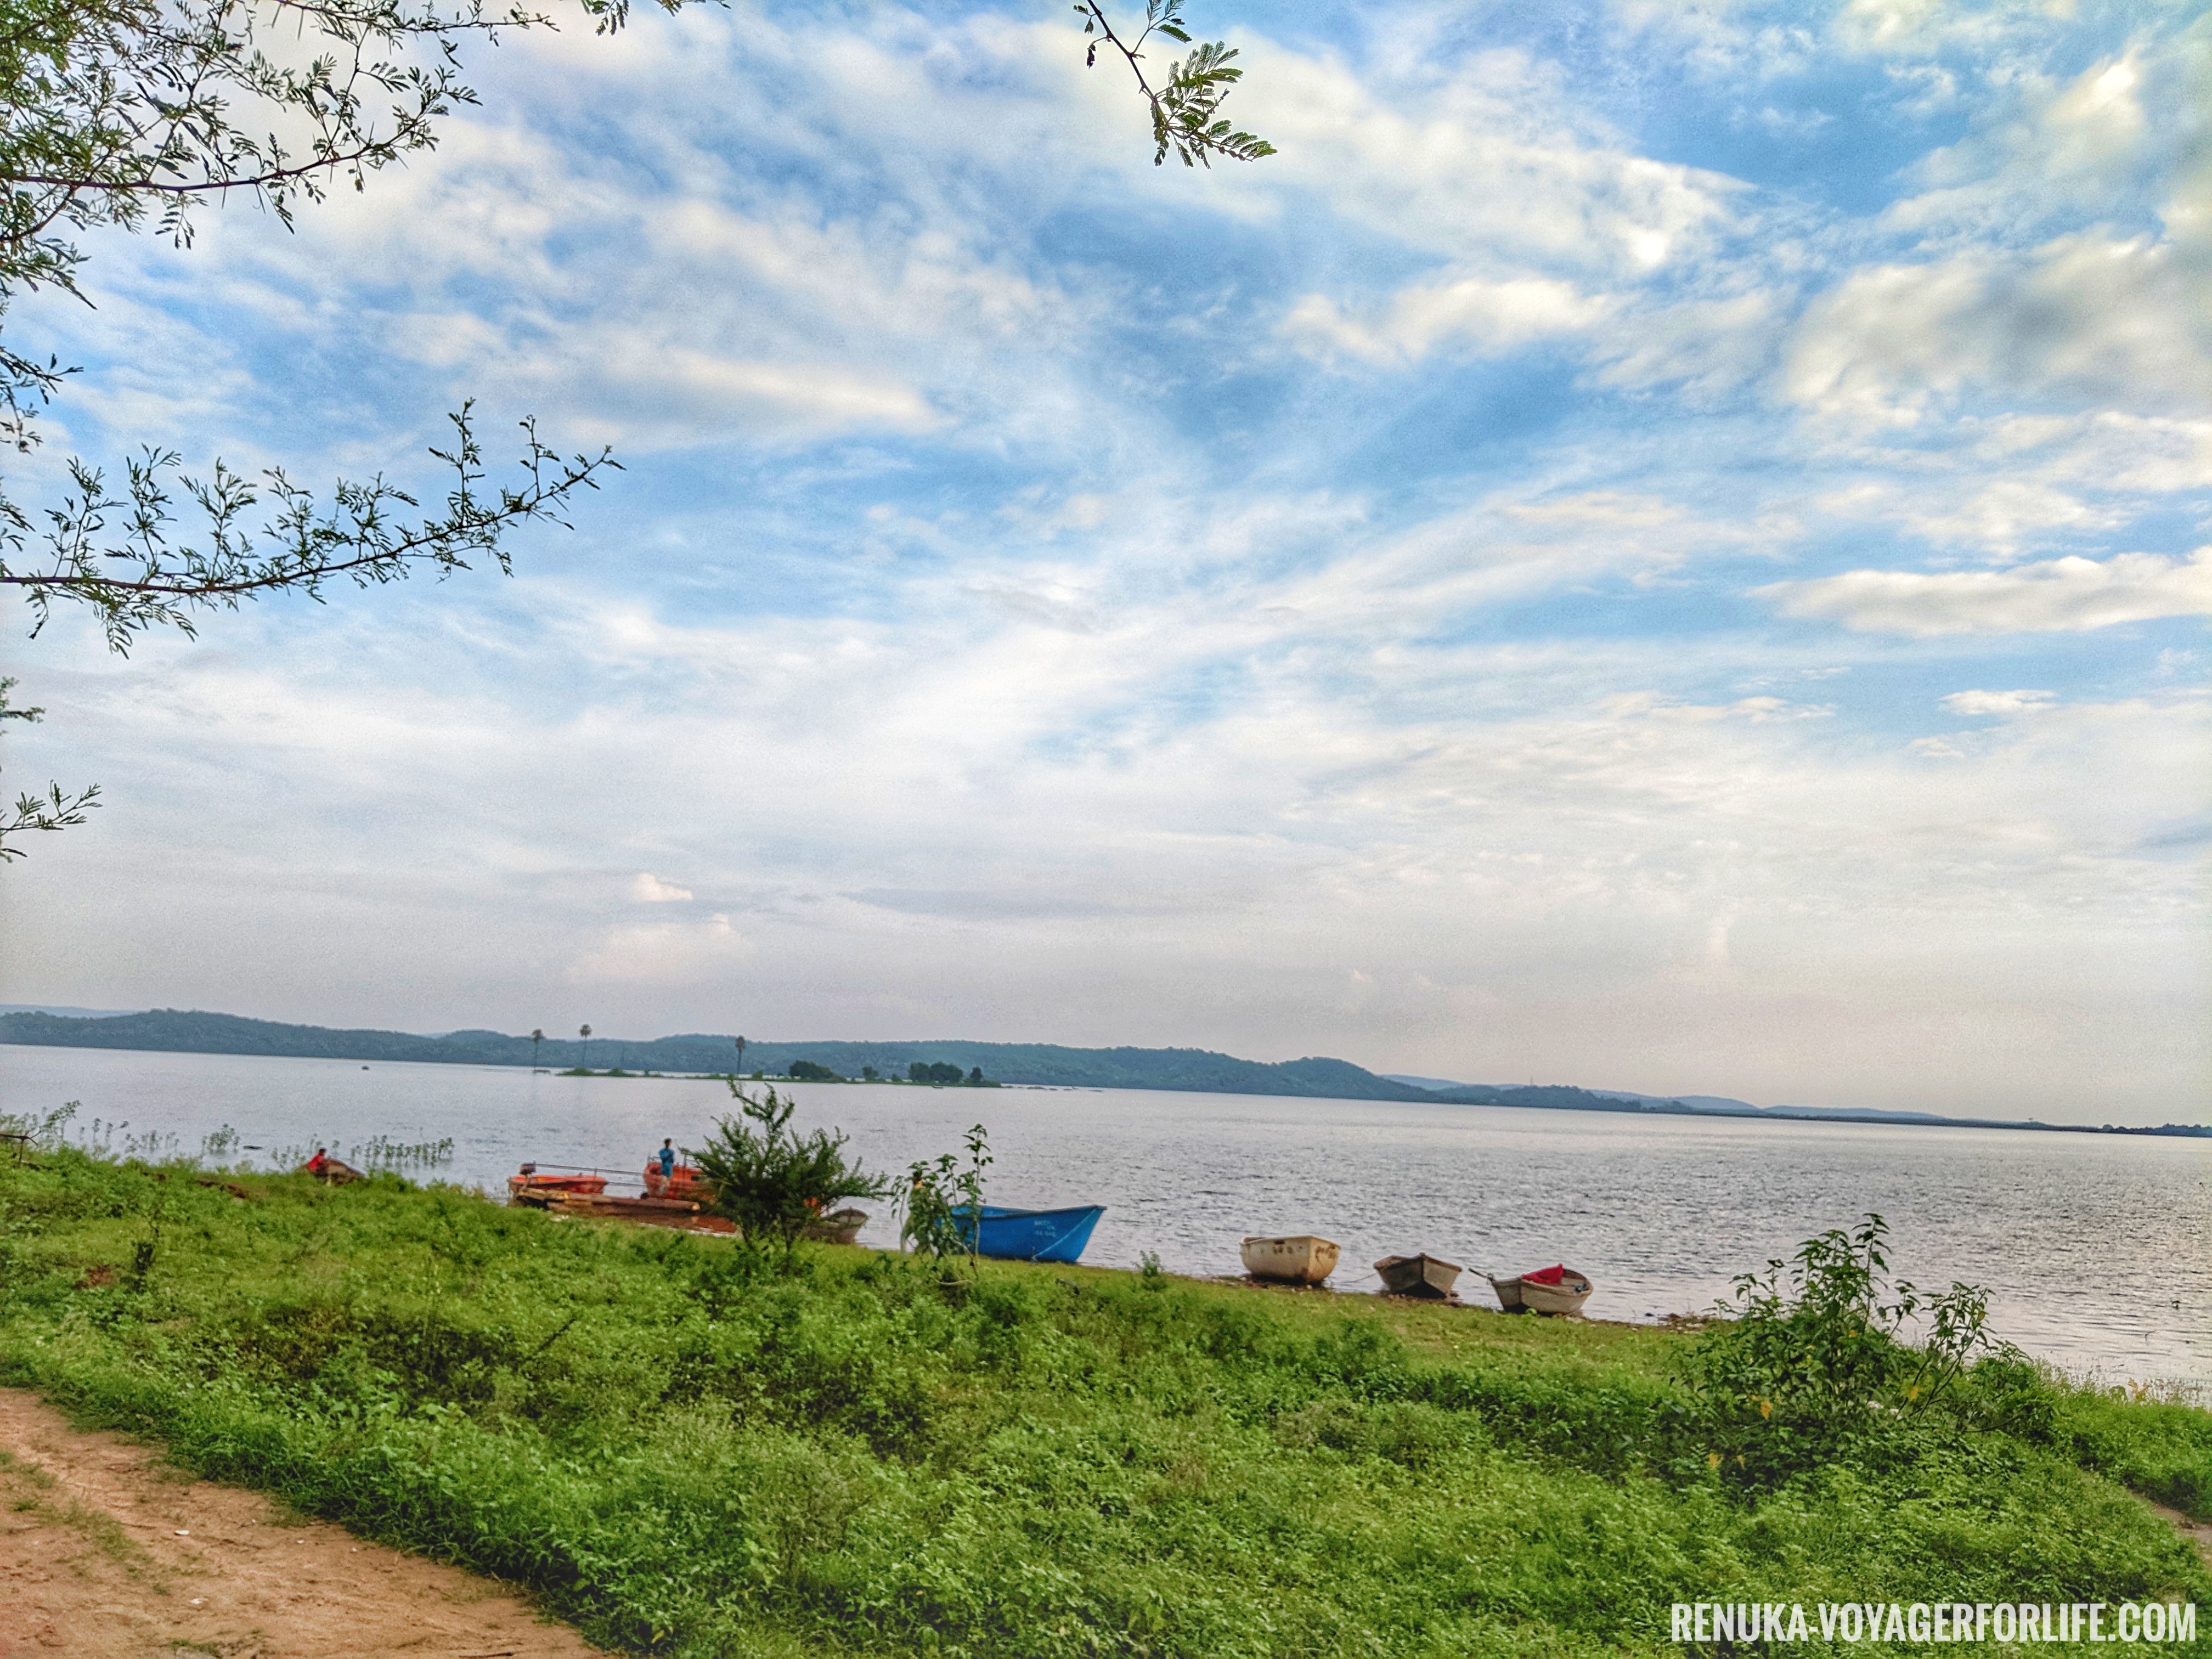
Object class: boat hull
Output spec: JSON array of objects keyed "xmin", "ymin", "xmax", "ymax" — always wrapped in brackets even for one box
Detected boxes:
[
  {"xmin": 536, "ymin": 1192, "xmax": 736, "ymax": 1234},
  {"xmin": 508, "ymin": 1172, "xmax": 608, "ymax": 1200},
  {"xmin": 1518, "ymin": 1274, "xmax": 1592, "ymax": 1316},
  {"xmin": 1374, "ymin": 1253, "xmax": 1463, "ymax": 1299},
  {"xmin": 643, "ymin": 1165, "xmax": 710, "ymax": 1201},
  {"xmin": 968, "ymin": 1204, "xmax": 1104, "ymax": 1264},
  {"xmin": 1241, "ymin": 1235, "xmax": 1340, "ymax": 1284}
]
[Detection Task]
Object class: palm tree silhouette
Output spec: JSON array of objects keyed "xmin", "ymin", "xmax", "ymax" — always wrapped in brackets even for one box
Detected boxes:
[
  {"xmin": 579, "ymin": 1023, "xmax": 592, "ymax": 1070},
  {"xmin": 531, "ymin": 1029, "xmax": 544, "ymax": 1068},
  {"xmin": 734, "ymin": 1034, "xmax": 747, "ymax": 1076}
]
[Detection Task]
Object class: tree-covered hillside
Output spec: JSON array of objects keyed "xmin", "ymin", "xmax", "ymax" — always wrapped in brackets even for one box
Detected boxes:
[{"xmin": 0, "ymin": 1011, "xmax": 1436, "ymax": 1101}]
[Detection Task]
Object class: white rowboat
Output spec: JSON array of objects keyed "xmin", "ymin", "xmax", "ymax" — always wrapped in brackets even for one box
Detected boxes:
[{"xmin": 1241, "ymin": 1235, "xmax": 1341, "ymax": 1284}]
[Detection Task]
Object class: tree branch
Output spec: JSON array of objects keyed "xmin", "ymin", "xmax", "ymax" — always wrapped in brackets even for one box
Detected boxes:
[
  {"xmin": 0, "ymin": 678, "xmax": 100, "ymax": 861},
  {"xmin": 0, "ymin": 407, "xmax": 620, "ymax": 652},
  {"xmin": 1074, "ymin": 1, "xmax": 1274, "ymax": 168}
]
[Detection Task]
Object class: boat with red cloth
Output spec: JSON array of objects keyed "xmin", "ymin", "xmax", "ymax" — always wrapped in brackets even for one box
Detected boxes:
[{"xmin": 1486, "ymin": 1264, "xmax": 1593, "ymax": 1316}]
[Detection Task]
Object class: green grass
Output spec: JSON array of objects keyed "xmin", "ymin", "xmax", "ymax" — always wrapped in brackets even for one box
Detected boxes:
[{"xmin": 0, "ymin": 1148, "xmax": 2205, "ymax": 1657}]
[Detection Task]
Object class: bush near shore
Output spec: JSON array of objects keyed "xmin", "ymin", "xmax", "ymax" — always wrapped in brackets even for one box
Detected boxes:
[{"xmin": 0, "ymin": 1147, "xmax": 2205, "ymax": 1658}]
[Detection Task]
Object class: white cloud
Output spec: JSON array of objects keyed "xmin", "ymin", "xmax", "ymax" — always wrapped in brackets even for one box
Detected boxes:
[
  {"xmin": 1833, "ymin": 0, "xmax": 1945, "ymax": 54},
  {"xmin": 1965, "ymin": 412, "xmax": 2212, "ymax": 494},
  {"xmin": 1903, "ymin": 480, "xmax": 2125, "ymax": 556},
  {"xmin": 582, "ymin": 345, "xmax": 944, "ymax": 447},
  {"xmin": 1785, "ymin": 233, "xmax": 2212, "ymax": 425},
  {"xmin": 1499, "ymin": 492, "xmax": 1685, "ymax": 529},
  {"xmin": 1881, "ymin": 53, "xmax": 2153, "ymax": 240},
  {"xmin": 572, "ymin": 913, "xmax": 751, "ymax": 984},
  {"xmin": 1811, "ymin": 474, "xmax": 2129, "ymax": 558},
  {"xmin": 1941, "ymin": 689, "xmax": 2057, "ymax": 716},
  {"xmin": 633, "ymin": 872, "xmax": 695, "ymax": 902},
  {"xmin": 1832, "ymin": 0, "xmax": 2102, "ymax": 59},
  {"xmin": 1590, "ymin": 289, "xmax": 1785, "ymax": 398},
  {"xmin": 1231, "ymin": 37, "xmax": 1741, "ymax": 274},
  {"xmin": 1760, "ymin": 549, "xmax": 2212, "ymax": 635},
  {"xmin": 1284, "ymin": 275, "xmax": 1611, "ymax": 368}
]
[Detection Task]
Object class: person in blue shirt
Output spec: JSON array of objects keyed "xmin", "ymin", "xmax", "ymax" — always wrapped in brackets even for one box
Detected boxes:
[{"xmin": 657, "ymin": 1139, "xmax": 676, "ymax": 1178}]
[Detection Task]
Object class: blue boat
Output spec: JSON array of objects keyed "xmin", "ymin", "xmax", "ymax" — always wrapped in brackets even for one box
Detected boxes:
[{"xmin": 965, "ymin": 1203, "xmax": 1105, "ymax": 1264}]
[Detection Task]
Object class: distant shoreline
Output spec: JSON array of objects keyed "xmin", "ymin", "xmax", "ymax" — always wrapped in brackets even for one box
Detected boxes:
[{"xmin": 3, "ymin": 1008, "xmax": 2206, "ymax": 1139}]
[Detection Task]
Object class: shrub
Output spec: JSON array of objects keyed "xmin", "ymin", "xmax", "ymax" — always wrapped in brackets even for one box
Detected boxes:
[
  {"xmin": 899, "ymin": 1123, "xmax": 990, "ymax": 1262},
  {"xmin": 1681, "ymin": 1213, "xmax": 2006, "ymax": 1480},
  {"xmin": 684, "ymin": 1084, "xmax": 888, "ymax": 1263}
]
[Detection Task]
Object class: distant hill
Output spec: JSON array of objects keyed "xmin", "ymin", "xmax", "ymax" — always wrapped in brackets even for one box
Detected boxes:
[
  {"xmin": 0, "ymin": 1010, "xmax": 1436, "ymax": 1101},
  {"xmin": 0, "ymin": 1003, "xmax": 140, "ymax": 1019},
  {"xmin": 3, "ymin": 1008, "xmax": 2204, "ymax": 1136},
  {"xmin": 1427, "ymin": 1082, "xmax": 1694, "ymax": 1113}
]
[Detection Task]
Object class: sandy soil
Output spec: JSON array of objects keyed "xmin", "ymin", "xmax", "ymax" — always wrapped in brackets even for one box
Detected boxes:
[{"xmin": 0, "ymin": 1389, "xmax": 602, "ymax": 1659}]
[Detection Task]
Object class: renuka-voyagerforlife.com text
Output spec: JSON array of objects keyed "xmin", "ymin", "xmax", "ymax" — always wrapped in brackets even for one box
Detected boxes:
[{"xmin": 1672, "ymin": 1600, "xmax": 2199, "ymax": 1645}]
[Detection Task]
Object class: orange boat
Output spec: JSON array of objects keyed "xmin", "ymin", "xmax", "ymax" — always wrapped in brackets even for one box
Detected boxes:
[
  {"xmin": 642, "ymin": 1162, "xmax": 710, "ymax": 1201},
  {"xmin": 507, "ymin": 1165, "xmax": 608, "ymax": 1200},
  {"xmin": 507, "ymin": 1161, "xmax": 733, "ymax": 1234}
]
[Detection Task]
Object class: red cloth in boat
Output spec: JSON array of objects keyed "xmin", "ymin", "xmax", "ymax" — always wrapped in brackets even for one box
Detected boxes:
[{"xmin": 1522, "ymin": 1264, "xmax": 1569, "ymax": 1285}]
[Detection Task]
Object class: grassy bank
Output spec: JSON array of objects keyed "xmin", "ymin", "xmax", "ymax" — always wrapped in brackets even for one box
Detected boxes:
[{"xmin": 0, "ymin": 1144, "xmax": 2205, "ymax": 1657}]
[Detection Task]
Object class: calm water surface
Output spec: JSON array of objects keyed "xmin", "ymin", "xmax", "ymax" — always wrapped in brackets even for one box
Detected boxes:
[{"xmin": 4, "ymin": 1046, "xmax": 2206, "ymax": 1389}]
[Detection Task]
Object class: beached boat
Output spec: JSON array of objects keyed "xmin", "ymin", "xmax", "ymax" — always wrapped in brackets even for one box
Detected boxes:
[
  {"xmin": 505, "ymin": 1164, "xmax": 732, "ymax": 1233},
  {"xmin": 1374, "ymin": 1253, "xmax": 1463, "ymax": 1300},
  {"xmin": 643, "ymin": 1164, "xmax": 710, "ymax": 1201},
  {"xmin": 967, "ymin": 1204, "xmax": 1105, "ymax": 1264},
  {"xmin": 1488, "ymin": 1265, "xmax": 1593, "ymax": 1316},
  {"xmin": 1241, "ymin": 1234, "xmax": 1340, "ymax": 1284},
  {"xmin": 802, "ymin": 1207, "xmax": 870, "ymax": 1246},
  {"xmin": 507, "ymin": 1165, "xmax": 608, "ymax": 1200}
]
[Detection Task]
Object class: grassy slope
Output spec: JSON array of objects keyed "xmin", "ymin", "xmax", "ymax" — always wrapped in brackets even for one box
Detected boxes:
[{"xmin": 0, "ymin": 1153, "xmax": 2205, "ymax": 1658}]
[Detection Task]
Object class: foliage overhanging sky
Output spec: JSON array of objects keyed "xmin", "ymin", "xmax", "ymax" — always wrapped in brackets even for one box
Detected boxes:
[{"xmin": 3, "ymin": 0, "xmax": 2207, "ymax": 1119}]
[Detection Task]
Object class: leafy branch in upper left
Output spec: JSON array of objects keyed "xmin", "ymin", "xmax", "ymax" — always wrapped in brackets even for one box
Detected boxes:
[
  {"xmin": 0, "ymin": 0, "xmax": 659, "ymax": 857},
  {"xmin": 0, "ymin": 0, "xmax": 1274, "ymax": 859}
]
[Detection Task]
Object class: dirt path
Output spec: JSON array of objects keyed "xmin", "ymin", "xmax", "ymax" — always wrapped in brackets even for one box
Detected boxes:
[
  {"xmin": 0, "ymin": 1389, "xmax": 602, "ymax": 1659},
  {"xmin": 2151, "ymin": 1499, "xmax": 2212, "ymax": 1570}
]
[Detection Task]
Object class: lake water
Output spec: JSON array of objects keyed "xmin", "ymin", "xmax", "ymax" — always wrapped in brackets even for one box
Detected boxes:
[{"xmin": 3, "ymin": 1045, "xmax": 2207, "ymax": 1390}]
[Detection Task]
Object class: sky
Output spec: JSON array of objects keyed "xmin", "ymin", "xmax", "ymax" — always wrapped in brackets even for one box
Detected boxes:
[{"xmin": 2, "ymin": 0, "xmax": 2207, "ymax": 1120}]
